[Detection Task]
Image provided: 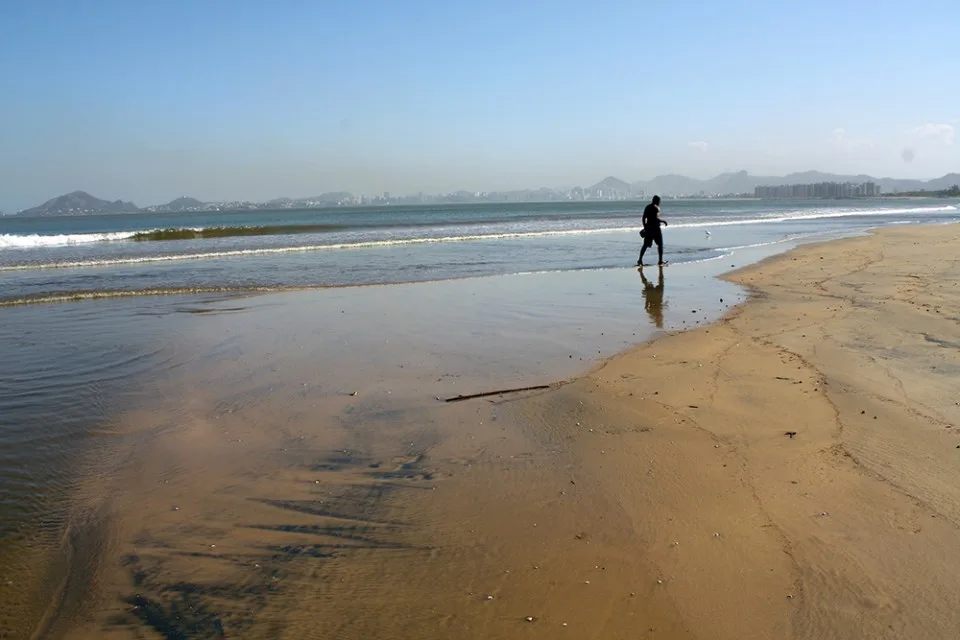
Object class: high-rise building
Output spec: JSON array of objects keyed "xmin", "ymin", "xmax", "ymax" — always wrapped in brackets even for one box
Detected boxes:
[{"xmin": 755, "ymin": 181, "xmax": 879, "ymax": 199}]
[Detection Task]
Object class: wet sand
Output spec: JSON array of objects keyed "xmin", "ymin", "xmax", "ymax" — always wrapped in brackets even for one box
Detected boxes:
[
  {"xmin": 8, "ymin": 224, "xmax": 960, "ymax": 638},
  {"xmin": 0, "ymin": 265, "xmax": 742, "ymax": 639}
]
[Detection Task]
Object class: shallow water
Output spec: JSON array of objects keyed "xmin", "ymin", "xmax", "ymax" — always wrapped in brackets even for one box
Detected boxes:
[{"xmin": 0, "ymin": 255, "xmax": 758, "ymax": 636}]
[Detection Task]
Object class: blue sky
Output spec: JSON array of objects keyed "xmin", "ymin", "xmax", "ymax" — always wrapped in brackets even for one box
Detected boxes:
[{"xmin": 1, "ymin": 0, "xmax": 957, "ymax": 209}]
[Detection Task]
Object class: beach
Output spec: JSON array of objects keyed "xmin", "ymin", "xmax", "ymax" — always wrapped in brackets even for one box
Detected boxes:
[
  {"xmin": 305, "ymin": 222, "xmax": 960, "ymax": 640},
  {"xmin": 498, "ymin": 223, "xmax": 960, "ymax": 639},
  {"xmin": 2, "ymin": 222, "xmax": 959, "ymax": 639}
]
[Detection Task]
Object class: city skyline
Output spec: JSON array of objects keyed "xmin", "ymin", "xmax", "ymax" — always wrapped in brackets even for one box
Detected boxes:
[
  {"xmin": 6, "ymin": 165, "xmax": 960, "ymax": 213},
  {"xmin": 1, "ymin": 0, "xmax": 957, "ymax": 212},
  {"xmin": 754, "ymin": 181, "xmax": 882, "ymax": 199},
  {"xmin": 13, "ymin": 170, "xmax": 959, "ymax": 216}
]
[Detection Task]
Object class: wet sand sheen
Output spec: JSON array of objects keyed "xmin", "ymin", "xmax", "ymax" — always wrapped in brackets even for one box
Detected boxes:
[
  {"xmin": 1, "ymin": 266, "xmax": 741, "ymax": 639},
  {"xmin": 13, "ymin": 224, "xmax": 960, "ymax": 638}
]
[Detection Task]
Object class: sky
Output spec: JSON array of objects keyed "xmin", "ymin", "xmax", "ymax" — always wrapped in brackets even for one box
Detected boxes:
[{"xmin": 1, "ymin": 0, "xmax": 957, "ymax": 211}]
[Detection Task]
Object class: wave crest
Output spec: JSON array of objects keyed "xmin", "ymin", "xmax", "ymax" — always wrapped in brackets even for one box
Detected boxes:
[
  {"xmin": 0, "ymin": 231, "xmax": 138, "ymax": 248},
  {"xmin": 0, "ymin": 224, "xmax": 349, "ymax": 248}
]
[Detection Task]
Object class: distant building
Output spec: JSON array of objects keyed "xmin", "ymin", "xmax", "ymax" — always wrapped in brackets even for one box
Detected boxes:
[{"xmin": 754, "ymin": 181, "xmax": 880, "ymax": 199}]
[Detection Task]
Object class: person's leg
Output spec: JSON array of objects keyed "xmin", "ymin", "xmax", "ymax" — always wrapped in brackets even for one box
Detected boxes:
[
  {"xmin": 656, "ymin": 234, "xmax": 664, "ymax": 264},
  {"xmin": 638, "ymin": 235, "xmax": 651, "ymax": 265}
]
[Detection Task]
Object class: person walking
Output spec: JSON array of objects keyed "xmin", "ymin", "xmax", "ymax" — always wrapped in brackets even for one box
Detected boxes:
[{"xmin": 638, "ymin": 195, "xmax": 668, "ymax": 266}]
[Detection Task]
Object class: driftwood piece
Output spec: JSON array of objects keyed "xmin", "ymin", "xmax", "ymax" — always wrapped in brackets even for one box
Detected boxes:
[{"xmin": 444, "ymin": 385, "xmax": 551, "ymax": 403}]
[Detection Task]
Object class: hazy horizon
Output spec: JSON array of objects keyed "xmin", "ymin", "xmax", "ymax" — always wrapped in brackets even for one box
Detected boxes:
[
  {"xmin": 11, "ymin": 166, "xmax": 960, "ymax": 213},
  {"xmin": 1, "ymin": 0, "xmax": 957, "ymax": 212}
]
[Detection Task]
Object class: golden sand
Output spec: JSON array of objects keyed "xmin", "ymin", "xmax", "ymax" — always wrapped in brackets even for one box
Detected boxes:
[{"xmin": 34, "ymin": 224, "xmax": 960, "ymax": 639}]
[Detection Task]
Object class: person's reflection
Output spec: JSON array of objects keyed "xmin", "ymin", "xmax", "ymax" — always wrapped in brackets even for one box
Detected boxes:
[{"xmin": 639, "ymin": 265, "xmax": 666, "ymax": 328}]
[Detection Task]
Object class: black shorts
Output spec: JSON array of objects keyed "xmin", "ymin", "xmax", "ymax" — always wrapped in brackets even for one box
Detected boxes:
[{"xmin": 642, "ymin": 227, "xmax": 662, "ymax": 248}]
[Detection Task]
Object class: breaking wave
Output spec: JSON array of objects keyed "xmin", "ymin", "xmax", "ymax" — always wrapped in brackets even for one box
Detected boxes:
[
  {"xmin": 1, "ymin": 204, "xmax": 955, "ymax": 270},
  {"xmin": 0, "ymin": 231, "xmax": 139, "ymax": 248},
  {"xmin": 0, "ymin": 224, "xmax": 347, "ymax": 248}
]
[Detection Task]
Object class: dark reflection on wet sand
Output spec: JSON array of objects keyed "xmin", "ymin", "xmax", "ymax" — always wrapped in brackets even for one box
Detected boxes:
[{"xmin": 639, "ymin": 265, "xmax": 667, "ymax": 329}]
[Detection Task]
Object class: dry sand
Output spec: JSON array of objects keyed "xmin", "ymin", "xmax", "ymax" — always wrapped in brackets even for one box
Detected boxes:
[
  {"xmin": 37, "ymin": 224, "xmax": 960, "ymax": 639},
  {"xmin": 505, "ymin": 223, "xmax": 960, "ymax": 639}
]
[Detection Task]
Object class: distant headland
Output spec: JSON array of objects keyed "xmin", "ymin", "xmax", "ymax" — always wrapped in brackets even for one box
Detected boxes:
[{"xmin": 12, "ymin": 171, "xmax": 960, "ymax": 216}]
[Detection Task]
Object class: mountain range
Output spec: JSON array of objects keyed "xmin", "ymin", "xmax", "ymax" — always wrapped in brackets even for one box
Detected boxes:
[
  {"xmin": 13, "ymin": 171, "xmax": 960, "ymax": 216},
  {"xmin": 591, "ymin": 171, "xmax": 960, "ymax": 199}
]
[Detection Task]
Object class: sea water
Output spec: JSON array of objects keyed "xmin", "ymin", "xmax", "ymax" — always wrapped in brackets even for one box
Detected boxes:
[{"xmin": 2, "ymin": 199, "xmax": 956, "ymax": 304}]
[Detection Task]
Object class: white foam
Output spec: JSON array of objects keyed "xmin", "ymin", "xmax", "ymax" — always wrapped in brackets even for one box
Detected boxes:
[
  {"xmin": 0, "ymin": 230, "xmax": 621, "ymax": 270},
  {"xmin": 670, "ymin": 204, "xmax": 957, "ymax": 229},
  {"xmin": 2, "ymin": 204, "xmax": 955, "ymax": 270},
  {"xmin": 0, "ymin": 231, "xmax": 139, "ymax": 249}
]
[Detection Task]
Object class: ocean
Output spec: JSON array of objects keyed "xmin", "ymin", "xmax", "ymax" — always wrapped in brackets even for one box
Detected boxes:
[
  {"xmin": 2, "ymin": 199, "xmax": 957, "ymax": 305},
  {"xmin": 1, "ymin": 197, "xmax": 958, "ymax": 637}
]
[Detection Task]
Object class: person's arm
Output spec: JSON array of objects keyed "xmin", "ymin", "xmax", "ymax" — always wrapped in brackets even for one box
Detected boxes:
[{"xmin": 658, "ymin": 207, "xmax": 667, "ymax": 226}]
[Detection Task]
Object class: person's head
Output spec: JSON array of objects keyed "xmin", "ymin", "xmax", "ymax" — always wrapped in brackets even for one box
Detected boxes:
[{"xmin": 652, "ymin": 195, "xmax": 661, "ymax": 206}]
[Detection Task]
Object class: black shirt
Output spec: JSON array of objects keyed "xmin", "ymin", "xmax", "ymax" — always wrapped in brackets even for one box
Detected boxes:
[{"xmin": 642, "ymin": 204, "xmax": 661, "ymax": 231}]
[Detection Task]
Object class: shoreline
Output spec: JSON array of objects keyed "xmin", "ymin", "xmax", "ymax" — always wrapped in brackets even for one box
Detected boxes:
[
  {"xmin": 5, "ymin": 223, "xmax": 960, "ymax": 639},
  {"xmin": 3, "ymin": 200, "xmax": 957, "ymax": 309},
  {"xmin": 492, "ymin": 223, "xmax": 960, "ymax": 638}
]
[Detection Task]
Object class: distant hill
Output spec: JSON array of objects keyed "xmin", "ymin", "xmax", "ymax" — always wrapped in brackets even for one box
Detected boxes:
[
  {"xmin": 589, "ymin": 176, "xmax": 634, "ymax": 192},
  {"xmin": 924, "ymin": 173, "xmax": 960, "ymax": 190},
  {"xmin": 633, "ymin": 174, "xmax": 704, "ymax": 196},
  {"xmin": 17, "ymin": 191, "xmax": 140, "ymax": 216},
  {"xmin": 161, "ymin": 196, "xmax": 205, "ymax": 211},
  {"xmin": 140, "ymin": 196, "xmax": 207, "ymax": 212},
  {"xmin": 631, "ymin": 171, "xmax": 960, "ymax": 196},
  {"xmin": 15, "ymin": 171, "xmax": 960, "ymax": 216},
  {"xmin": 308, "ymin": 192, "xmax": 355, "ymax": 205}
]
